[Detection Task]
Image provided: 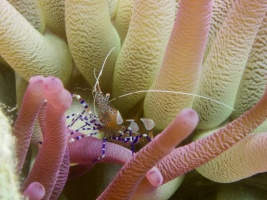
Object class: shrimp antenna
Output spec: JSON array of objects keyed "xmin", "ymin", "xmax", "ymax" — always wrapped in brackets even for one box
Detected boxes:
[
  {"xmin": 109, "ymin": 90, "xmax": 235, "ymax": 111},
  {"xmin": 93, "ymin": 69, "xmax": 98, "ymax": 116},
  {"xmin": 93, "ymin": 47, "xmax": 116, "ymax": 92},
  {"xmin": 92, "ymin": 47, "xmax": 116, "ymax": 115}
]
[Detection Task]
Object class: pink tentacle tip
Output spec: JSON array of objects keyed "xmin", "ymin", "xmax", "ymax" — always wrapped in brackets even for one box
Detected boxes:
[
  {"xmin": 44, "ymin": 76, "xmax": 64, "ymax": 92},
  {"xmin": 29, "ymin": 75, "xmax": 46, "ymax": 84},
  {"xmin": 43, "ymin": 76, "xmax": 72, "ymax": 110},
  {"xmin": 146, "ymin": 167, "xmax": 163, "ymax": 187},
  {"xmin": 23, "ymin": 182, "xmax": 45, "ymax": 200},
  {"xmin": 178, "ymin": 108, "xmax": 199, "ymax": 124}
]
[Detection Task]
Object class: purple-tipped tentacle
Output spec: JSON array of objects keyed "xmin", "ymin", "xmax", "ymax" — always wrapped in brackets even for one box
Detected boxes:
[
  {"xmin": 22, "ymin": 76, "xmax": 72, "ymax": 199},
  {"xmin": 98, "ymin": 108, "xmax": 198, "ymax": 200},
  {"xmin": 23, "ymin": 182, "xmax": 45, "ymax": 200},
  {"xmin": 13, "ymin": 76, "xmax": 46, "ymax": 172},
  {"xmin": 157, "ymin": 82, "xmax": 267, "ymax": 184}
]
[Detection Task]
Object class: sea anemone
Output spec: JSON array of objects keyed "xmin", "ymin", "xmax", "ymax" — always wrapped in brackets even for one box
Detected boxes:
[{"xmin": 1, "ymin": 0, "xmax": 267, "ymax": 199}]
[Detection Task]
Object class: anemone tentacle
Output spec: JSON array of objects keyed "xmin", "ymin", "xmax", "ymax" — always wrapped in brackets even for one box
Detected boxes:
[
  {"xmin": 65, "ymin": 0, "xmax": 120, "ymax": 92},
  {"xmin": 23, "ymin": 182, "xmax": 45, "ymax": 200},
  {"xmin": 22, "ymin": 76, "xmax": 72, "ymax": 199},
  {"xmin": 0, "ymin": 0, "xmax": 72, "ymax": 85},
  {"xmin": 231, "ymin": 13, "xmax": 267, "ymax": 119},
  {"xmin": 193, "ymin": 0, "xmax": 267, "ymax": 129},
  {"xmin": 112, "ymin": 0, "xmax": 177, "ymax": 117},
  {"xmin": 157, "ymin": 82, "xmax": 267, "ymax": 183},
  {"xmin": 13, "ymin": 76, "xmax": 46, "ymax": 172},
  {"xmin": 144, "ymin": 0, "xmax": 213, "ymax": 131},
  {"xmin": 196, "ymin": 132, "xmax": 267, "ymax": 183},
  {"xmin": 98, "ymin": 108, "xmax": 198, "ymax": 200}
]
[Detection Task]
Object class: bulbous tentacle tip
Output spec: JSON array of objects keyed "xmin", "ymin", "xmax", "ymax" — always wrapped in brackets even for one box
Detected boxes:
[
  {"xmin": 146, "ymin": 166, "xmax": 163, "ymax": 187},
  {"xmin": 29, "ymin": 75, "xmax": 46, "ymax": 84},
  {"xmin": 43, "ymin": 76, "xmax": 72, "ymax": 111},
  {"xmin": 179, "ymin": 108, "xmax": 199, "ymax": 122},
  {"xmin": 155, "ymin": 108, "xmax": 198, "ymax": 154},
  {"xmin": 23, "ymin": 182, "xmax": 45, "ymax": 200},
  {"xmin": 44, "ymin": 76, "xmax": 64, "ymax": 94}
]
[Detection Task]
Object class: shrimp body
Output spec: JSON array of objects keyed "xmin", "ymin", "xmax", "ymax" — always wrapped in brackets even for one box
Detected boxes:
[
  {"xmin": 66, "ymin": 47, "xmax": 233, "ymax": 151},
  {"xmin": 67, "ymin": 83, "xmax": 154, "ymax": 159},
  {"xmin": 93, "ymin": 90, "xmax": 123, "ymax": 132}
]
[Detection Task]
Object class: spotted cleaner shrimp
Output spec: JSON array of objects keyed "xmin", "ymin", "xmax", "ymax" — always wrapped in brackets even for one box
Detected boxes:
[
  {"xmin": 66, "ymin": 47, "xmax": 235, "ymax": 161},
  {"xmin": 66, "ymin": 48, "xmax": 155, "ymax": 161}
]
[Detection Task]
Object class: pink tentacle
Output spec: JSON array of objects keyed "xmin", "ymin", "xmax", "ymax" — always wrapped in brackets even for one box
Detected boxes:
[
  {"xmin": 22, "ymin": 76, "xmax": 72, "ymax": 199},
  {"xmin": 13, "ymin": 76, "xmax": 46, "ymax": 173},
  {"xmin": 97, "ymin": 108, "xmax": 198, "ymax": 200},
  {"xmin": 68, "ymin": 136, "xmax": 132, "ymax": 166},
  {"xmin": 69, "ymin": 136, "xmax": 163, "ymax": 186},
  {"xmin": 50, "ymin": 146, "xmax": 70, "ymax": 200},
  {"xmin": 157, "ymin": 82, "xmax": 267, "ymax": 183},
  {"xmin": 23, "ymin": 182, "xmax": 45, "ymax": 200}
]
